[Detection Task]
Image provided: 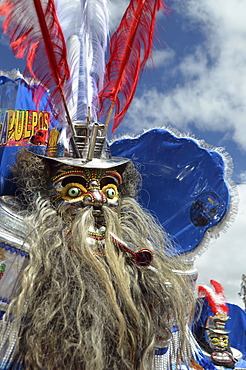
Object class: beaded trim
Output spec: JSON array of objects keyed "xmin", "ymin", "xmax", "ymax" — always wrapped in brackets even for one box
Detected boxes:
[
  {"xmin": 52, "ymin": 168, "xmax": 122, "ymax": 187},
  {"xmin": 84, "ymin": 168, "xmax": 103, "ymax": 182},
  {"xmin": 0, "ymin": 244, "xmax": 29, "ymax": 259},
  {"xmin": 87, "ymin": 230, "xmax": 106, "ymax": 240},
  {"xmin": 0, "ymin": 296, "xmax": 10, "ymax": 305},
  {"xmin": 0, "ymin": 321, "xmax": 18, "ymax": 369},
  {"xmin": 52, "ymin": 170, "xmax": 87, "ymax": 183},
  {"xmin": 0, "ymin": 262, "xmax": 6, "ymax": 280},
  {"xmin": 105, "ymin": 171, "xmax": 122, "ymax": 185}
]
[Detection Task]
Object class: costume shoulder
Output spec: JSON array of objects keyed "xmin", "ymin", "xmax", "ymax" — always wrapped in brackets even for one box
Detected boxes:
[
  {"xmin": 0, "ymin": 195, "xmax": 29, "ymax": 312},
  {"xmin": 0, "ymin": 196, "xmax": 29, "ymax": 250}
]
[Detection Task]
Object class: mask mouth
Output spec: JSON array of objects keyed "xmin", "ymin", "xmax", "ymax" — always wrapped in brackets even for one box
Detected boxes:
[{"xmin": 92, "ymin": 205, "xmax": 103, "ymax": 215}]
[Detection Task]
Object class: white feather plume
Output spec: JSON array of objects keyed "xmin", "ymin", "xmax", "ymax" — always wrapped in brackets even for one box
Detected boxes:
[{"xmin": 54, "ymin": 0, "xmax": 109, "ymax": 122}]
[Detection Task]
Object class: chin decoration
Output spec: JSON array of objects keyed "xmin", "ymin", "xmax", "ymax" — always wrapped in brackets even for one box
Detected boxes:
[
  {"xmin": 0, "ymin": 0, "xmax": 234, "ymax": 369},
  {"xmin": 198, "ymin": 280, "xmax": 240, "ymax": 368}
]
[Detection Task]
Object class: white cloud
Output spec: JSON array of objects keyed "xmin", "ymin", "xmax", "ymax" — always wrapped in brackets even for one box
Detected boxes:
[
  {"xmin": 146, "ymin": 48, "xmax": 175, "ymax": 69},
  {"xmin": 123, "ymin": 0, "xmax": 246, "ymax": 151},
  {"xmin": 107, "ymin": 0, "xmax": 246, "ymax": 311},
  {"xmin": 239, "ymin": 172, "xmax": 246, "ymax": 183},
  {"xmin": 108, "ymin": 0, "xmax": 128, "ymax": 31},
  {"xmin": 195, "ymin": 183, "xmax": 246, "ymax": 309}
]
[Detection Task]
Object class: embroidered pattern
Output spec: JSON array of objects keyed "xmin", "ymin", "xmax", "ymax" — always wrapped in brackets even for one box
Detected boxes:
[
  {"xmin": 0, "ymin": 249, "xmax": 5, "ymax": 260},
  {"xmin": 0, "ymin": 244, "xmax": 29, "ymax": 258},
  {"xmin": 0, "ymin": 263, "xmax": 6, "ymax": 279}
]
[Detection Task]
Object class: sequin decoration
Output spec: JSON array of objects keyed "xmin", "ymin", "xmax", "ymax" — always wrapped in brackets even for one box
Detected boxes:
[
  {"xmin": 0, "ymin": 244, "xmax": 29, "ymax": 258},
  {"xmin": 0, "ymin": 263, "xmax": 6, "ymax": 279}
]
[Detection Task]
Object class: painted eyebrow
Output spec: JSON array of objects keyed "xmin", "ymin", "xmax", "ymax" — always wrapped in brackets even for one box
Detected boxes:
[
  {"xmin": 104, "ymin": 171, "xmax": 122, "ymax": 185},
  {"xmin": 52, "ymin": 171, "xmax": 86, "ymax": 183},
  {"xmin": 61, "ymin": 176, "xmax": 87, "ymax": 187}
]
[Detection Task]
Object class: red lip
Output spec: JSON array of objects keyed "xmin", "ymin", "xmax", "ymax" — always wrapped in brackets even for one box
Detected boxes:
[{"xmin": 211, "ymin": 351, "xmax": 233, "ymax": 363}]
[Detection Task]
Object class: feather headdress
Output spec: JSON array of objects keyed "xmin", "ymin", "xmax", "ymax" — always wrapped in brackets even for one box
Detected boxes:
[
  {"xmin": 99, "ymin": 0, "xmax": 169, "ymax": 133},
  {"xmin": 0, "ymin": 0, "xmax": 108, "ymax": 127},
  {"xmin": 54, "ymin": 0, "xmax": 108, "ymax": 123},
  {"xmin": 0, "ymin": 0, "xmax": 167, "ymax": 158},
  {"xmin": 0, "ymin": 0, "xmax": 70, "ymax": 121},
  {"xmin": 198, "ymin": 280, "xmax": 228, "ymax": 316}
]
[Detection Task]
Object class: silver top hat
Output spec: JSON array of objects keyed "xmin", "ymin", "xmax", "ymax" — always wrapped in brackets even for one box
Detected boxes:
[{"xmin": 45, "ymin": 117, "xmax": 128, "ymax": 170}]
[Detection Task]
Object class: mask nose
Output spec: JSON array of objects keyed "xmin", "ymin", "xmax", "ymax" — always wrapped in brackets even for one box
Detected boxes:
[{"xmin": 82, "ymin": 190, "xmax": 105, "ymax": 207}]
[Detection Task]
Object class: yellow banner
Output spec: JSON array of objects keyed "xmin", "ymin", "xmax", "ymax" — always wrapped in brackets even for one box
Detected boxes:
[{"xmin": 0, "ymin": 109, "xmax": 50, "ymax": 146}]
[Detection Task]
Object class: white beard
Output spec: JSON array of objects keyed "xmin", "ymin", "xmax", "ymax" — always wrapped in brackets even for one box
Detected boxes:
[{"xmin": 2, "ymin": 196, "xmax": 191, "ymax": 369}]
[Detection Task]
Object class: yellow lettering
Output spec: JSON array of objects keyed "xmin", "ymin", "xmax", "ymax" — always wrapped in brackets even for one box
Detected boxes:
[
  {"xmin": 15, "ymin": 110, "xmax": 24, "ymax": 141},
  {"xmin": 43, "ymin": 112, "xmax": 49, "ymax": 130},
  {"xmin": 7, "ymin": 110, "xmax": 15, "ymax": 139},
  {"xmin": 23, "ymin": 111, "xmax": 31, "ymax": 139},
  {"xmin": 31, "ymin": 111, "xmax": 38, "ymax": 137},
  {"xmin": 38, "ymin": 112, "xmax": 43, "ymax": 130}
]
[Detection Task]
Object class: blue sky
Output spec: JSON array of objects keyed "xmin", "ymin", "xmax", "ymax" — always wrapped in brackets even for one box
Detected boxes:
[
  {"xmin": 111, "ymin": 0, "xmax": 246, "ymax": 184},
  {"xmin": 108, "ymin": 0, "xmax": 246, "ymax": 308},
  {"xmin": 0, "ymin": 0, "xmax": 245, "ymax": 308}
]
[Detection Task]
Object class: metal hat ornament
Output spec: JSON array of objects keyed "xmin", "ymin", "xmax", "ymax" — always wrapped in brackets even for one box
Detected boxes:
[{"xmin": 0, "ymin": 0, "xmax": 167, "ymax": 170}]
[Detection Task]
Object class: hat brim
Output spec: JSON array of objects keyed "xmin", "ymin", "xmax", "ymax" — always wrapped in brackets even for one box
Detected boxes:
[
  {"xmin": 40, "ymin": 155, "xmax": 130, "ymax": 169},
  {"xmin": 206, "ymin": 328, "xmax": 230, "ymax": 335}
]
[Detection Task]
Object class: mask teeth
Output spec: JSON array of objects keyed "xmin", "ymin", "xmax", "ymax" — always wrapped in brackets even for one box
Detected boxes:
[{"xmin": 70, "ymin": 121, "xmax": 110, "ymax": 160}]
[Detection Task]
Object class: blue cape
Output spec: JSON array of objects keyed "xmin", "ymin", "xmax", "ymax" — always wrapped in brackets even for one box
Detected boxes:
[{"xmin": 110, "ymin": 130, "xmax": 230, "ymax": 256}]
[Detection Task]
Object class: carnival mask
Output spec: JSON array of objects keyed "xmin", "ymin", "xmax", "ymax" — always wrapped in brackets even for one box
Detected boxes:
[
  {"xmin": 207, "ymin": 331, "xmax": 235, "ymax": 368},
  {"xmin": 209, "ymin": 333, "xmax": 229, "ymax": 351},
  {"xmin": 198, "ymin": 281, "xmax": 237, "ymax": 369},
  {"xmin": 50, "ymin": 165, "xmax": 155, "ymax": 268},
  {"xmin": 204, "ymin": 315, "xmax": 236, "ymax": 369},
  {"xmin": 50, "ymin": 166, "xmax": 122, "ymax": 216}
]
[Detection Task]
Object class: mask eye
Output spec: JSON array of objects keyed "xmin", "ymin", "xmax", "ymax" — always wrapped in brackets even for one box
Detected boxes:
[
  {"xmin": 67, "ymin": 186, "xmax": 82, "ymax": 198},
  {"xmin": 106, "ymin": 188, "xmax": 116, "ymax": 199},
  {"xmin": 60, "ymin": 183, "xmax": 87, "ymax": 201},
  {"xmin": 102, "ymin": 184, "xmax": 118, "ymax": 199},
  {"xmin": 210, "ymin": 337, "xmax": 219, "ymax": 345}
]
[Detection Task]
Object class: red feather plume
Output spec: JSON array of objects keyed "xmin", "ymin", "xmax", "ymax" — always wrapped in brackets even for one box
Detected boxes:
[
  {"xmin": 210, "ymin": 279, "xmax": 224, "ymax": 295},
  {"xmin": 0, "ymin": 0, "xmax": 70, "ymax": 123},
  {"xmin": 198, "ymin": 281, "xmax": 228, "ymax": 315},
  {"xmin": 98, "ymin": 0, "xmax": 169, "ymax": 133}
]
